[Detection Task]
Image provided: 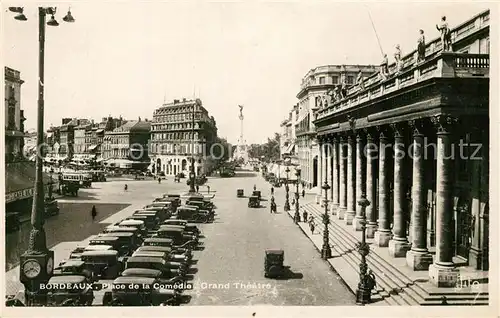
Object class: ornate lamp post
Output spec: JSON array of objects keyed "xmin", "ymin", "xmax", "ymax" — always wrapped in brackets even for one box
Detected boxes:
[
  {"xmin": 293, "ymin": 167, "xmax": 301, "ymax": 223},
  {"xmin": 356, "ymin": 194, "xmax": 375, "ymax": 305},
  {"xmin": 8, "ymin": 6, "xmax": 75, "ymax": 306},
  {"xmin": 284, "ymin": 166, "xmax": 290, "ymax": 211},
  {"xmin": 321, "ymin": 181, "xmax": 332, "ymax": 259},
  {"xmin": 47, "ymin": 167, "xmax": 54, "ymax": 200}
]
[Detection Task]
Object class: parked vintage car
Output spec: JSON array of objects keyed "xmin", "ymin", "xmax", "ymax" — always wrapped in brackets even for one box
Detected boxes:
[
  {"xmin": 176, "ymin": 206, "xmax": 210, "ymax": 223},
  {"xmin": 53, "ymin": 259, "xmax": 94, "ymax": 282},
  {"xmin": 156, "ymin": 225, "xmax": 198, "ymax": 246},
  {"xmin": 89, "ymin": 236, "xmax": 132, "ymax": 257},
  {"xmin": 248, "ymin": 196, "xmax": 260, "ymax": 208},
  {"xmin": 5, "ymin": 212, "xmax": 21, "ymax": 233},
  {"xmin": 135, "ymin": 246, "xmax": 191, "ymax": 263},
  {"xmin": 44, "ymin": 198, "xmax": 60, "ymax": 217},
  {"xmin": 98, "ymin": 232, "xmax": 140, "ymax": 252},
  {"xmin": 131, "ymin": 251, "xmax": 188, "ymax": 276},
  {"xmin": 264, "ymin": 249, "xmax": 285, "ymax": 278},
  {"xmin": 237, "ymin": 189, "xmax": 244, "ymax": 198},
  {"xmin": 59, "ymin": 181, "xmax": 79, "ymax": 197},
  {"xmin": 79, "ymin": 250, "xmax": 123, "ymax": 279},
  {"xmin": 103, "ymin": 276, "xmax": 181, "ymax": 306},
  {"xmin": 125, "ymin": 256, "xmax": 183, "ymax": 280},
  {"xmin": 45, "ymin": 275, "xmax": 94, "ymax": 306},
  {"xmin": 252, "ymin": 190, "xmax": 262, "ymax": 200}
]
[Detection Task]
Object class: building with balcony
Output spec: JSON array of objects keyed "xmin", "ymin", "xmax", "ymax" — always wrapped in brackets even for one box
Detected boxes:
[
  {"xmin": 279, "ymin": 104, "xmax": 299, "ymax": 164},
  {"xmin": 4, "ymin": 67, "xmax": 26, "ymax": 163},
  {"xmin": 312, "ymin": 10, "xmax": 489, "ymax": 288},
  {"xmin": 150, "ymin": 98, "xmax": 218, "ymax": 176},
  {"xmin": 102, "ymin": 119, "xmax": 151, "ymax": 170},
  {"xmin": 296, "ymin": 64, "xmax": 377, "ymax": 189},
  {"xmin": 73, "ymin": 119, "xmax": 92, "ymax": 158}
]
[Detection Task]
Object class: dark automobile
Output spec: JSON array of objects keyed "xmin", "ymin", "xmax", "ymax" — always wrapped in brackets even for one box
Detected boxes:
[
  {"xmin": 80, "ymin": 250, "xmax": 123, "ymax": 279},
  {"xmin": 46, "ymin": 275, "xmax": 94, "ymax": 306},
  {"xmin": 135, "ymin": 246, "xmax": 191, "ymax": 263},
  {"xmin": 125, "ymin": 256, "xmax": 183, "ymax": 280},
  {"xmin": 127, "ymin": 214, "xmax": 159, "ymax": 231},
  {"xmin": 103, "ymin": 276, "xmax": 181, "ymax": 306},
  {"xmin": 44, "ymin": 198, "xmax": 60, "ymax": 216},
  {"xmin": 157, "ymin": 224, "xmax": 198, "ymax": 243},
  {"xmin": 237, "ymin": 189, "xmax": 244, "ymax": 197},
  {"xmin": 98, "ymin": 232, "xmax": 139, "ymax": 252},
  {"xmin": 248, "ymin": 196, "xmax": 260, "ymax": 208},
  {"xmin": 53, "ymin": 259, "xmax": 94, "ymax": 282},
  {"xmin": 176, "ymin": 206, "xmax": 210, "ymax": 223},
  {"xmin": 5, "ymin": 212, "xmax": 21, "ymax": 233},
  {"xmin": 264, "ymin": 249, "xmax": 285, "ymax": 278},
  {"xmin": 131, "ymin": 251, "xmax": 188, "ymax": 276},
  {"xmin": 89, "ymin": 236, "xmax": 130, "ymax": 256},
  {"xmin": 121, "ymin": 268, "xmax": 162, "ymax": 278},
  {"xmin": 252, "ymin": 190, "xmax": 262, "ymax": 200},
  {"xmin": 143, "ymin": 204, "xmax": 173, "ymax": 220},
  {"xmin": 60, "ymin": 181, "xmax": 79, "ymax": 197}
]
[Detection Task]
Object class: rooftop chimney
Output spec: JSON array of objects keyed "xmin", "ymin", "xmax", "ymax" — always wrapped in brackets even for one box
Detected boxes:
[{"xmin": 174, "ymin": 99, "xmax": 179, "ymax": 104}]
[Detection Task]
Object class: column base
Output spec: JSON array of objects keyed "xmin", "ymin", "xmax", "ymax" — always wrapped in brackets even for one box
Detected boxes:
[
  {"xmin": 337, "ymin": 207, "xmax": 345, "ymax": 220},
  {"xmin": 388, "ymin": 239, "xmax": 410, "ymax": 258},
  {"xmin": 374, "ymin": 230, "xmax": 392, "ymax": 247},
  {"xmin": 353, "ymin": 216, "xmax": 364, "ymax": 231},
  {"xmin": 366, "ymin": 223, "xmax": 377, "ymax": 238},
  {"xmin": 330, "ymin": 203, "xmax": 338, "ymax": 216},
  {"xmin": 344, "ymin": 211, "xmax": 354, "ymax": 225},
  {"xmin": 428, "ymin": 263, "xmax": 460, "ymax": 288},
  {"xmin": 406, "ymin": 250, "xmax": 433, "ymax": 271}
]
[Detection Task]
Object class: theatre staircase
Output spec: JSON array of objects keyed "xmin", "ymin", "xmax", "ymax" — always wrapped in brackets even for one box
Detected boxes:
[{"xmin": 301, "ymin": 202, "xmax": 489, "ymax": 306}]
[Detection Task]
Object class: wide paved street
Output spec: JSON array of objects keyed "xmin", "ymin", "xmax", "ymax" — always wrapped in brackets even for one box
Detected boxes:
[{"xmin": 5, "ymin": 171, "xmax": 354, "ymax": 305}]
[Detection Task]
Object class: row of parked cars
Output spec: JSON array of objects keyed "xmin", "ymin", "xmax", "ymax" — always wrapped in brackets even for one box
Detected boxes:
[{"xmin": 37, "ymin": 193, "xmax": 216, "ymax": 306}]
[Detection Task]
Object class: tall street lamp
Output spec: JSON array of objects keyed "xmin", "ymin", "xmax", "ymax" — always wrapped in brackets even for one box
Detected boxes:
[
  {"xmin": 47, "ymin": 167, "xmax": 54, "ymax": 200},
  {"xmin": 284, "ymin": 166, "xmax": 290, "ymax": 211},
  {"xmin": 293, "ymin": 167, "xmax": 301, "ymax": 223},
  {"xmin": 356, "ymin": 193, "xmax": 375, "ymax": 305},
  {"xmin": 321, "ymin": 180, "xmax": 332, "ymax": 259},
  {"xmin": 9, "ymin": 6, "xmax": 75, "ymax": 306}
]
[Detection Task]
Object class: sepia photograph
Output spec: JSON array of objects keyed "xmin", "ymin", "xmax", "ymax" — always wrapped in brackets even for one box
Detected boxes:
[{"xmin": 1, "ymin": 0, "xmax": 497, "ymax": 316}]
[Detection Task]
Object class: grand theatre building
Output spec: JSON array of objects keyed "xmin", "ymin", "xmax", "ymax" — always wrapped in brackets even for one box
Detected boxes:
[{"xmin": 312, "ymin": 10, "xmax": 489, "ymax": 287}]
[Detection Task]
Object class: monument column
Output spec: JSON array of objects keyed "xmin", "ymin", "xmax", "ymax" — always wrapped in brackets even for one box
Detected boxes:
[
  {"xmin": 338, "ymin": 135, "xmax": 347, "ymax": 220},
  {"xmin": 353, "ymin": 130, "xmax": 366, "ymax": 231},
  {"xmin": 389, "ymin": 123, "xmax": 410, "ymax": 257},
  {"xmin": 406, "ymin": 119, "xmax": 433, "ymax": 270},
  {"xmin": 345, "ymin": 133, "xmax": 356, "ymax": 225},
  {"xmin": 365, "ymin": 128, "xmax": 378, "ymax": 238},
  {"xmin": 428, "ymin": 115, "xmax": 459, "ymax": 287},
  {"xmin": 374, "ymin": 126, "xmax": 392, "ymax": 247}
]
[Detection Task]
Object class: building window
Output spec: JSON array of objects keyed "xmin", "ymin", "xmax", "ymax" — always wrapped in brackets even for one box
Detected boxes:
[
  {"xmin": 332, "ymin": 76, "xmax": 339, "ymax": 84},
  {"xmin": 347, "ymin": 76, "xmax": 354, "ymax": 84},
  {"xmin": 319, "ymin": 77, "xmax": 325, "ymax": 84}
]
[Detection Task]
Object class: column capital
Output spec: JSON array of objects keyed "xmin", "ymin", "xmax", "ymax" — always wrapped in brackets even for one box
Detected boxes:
[
  {"xmin": 376, "ymin": 125, "xmax": 391, "ymax": 140},
  {"xmin": 408, "ymin": 118, "xmax": 430, "ymax": 137},
  {"xmin": 431, "ymin": 115, "xmax": 458, "ymax": 134},
  {"xmin": 355, "ymin": 129, "xmax": 365, "ymax": 141},
  {"xmin": 390, "ymin": 122, "xmax": 406, "ymax": 138},
  {"xmin": 331, "ymin": 134, "xmax": 339, "ymax": 143},
  {"xmin": 363, "ymin": 127, "xmax": 378, "ymax": 142}
]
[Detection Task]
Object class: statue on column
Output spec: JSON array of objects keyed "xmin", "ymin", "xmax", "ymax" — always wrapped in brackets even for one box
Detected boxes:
[
  {"xmin": 436, "ymin": 16, "xmax": 452, "ymax": 52},
  {"xmin": 394, "ymin": 44, "xmax": 402, "ymax": 73},
  {"xmin": 356, "ymin": 70, "xmax": 365, "ymax": 90},
  {"xmin": 238, "ymin": 105, "xmax": 244, "ymax": 118},
  {"xmin": 379, "ymin": 54, "xmax": 389, "ymax": 80},
  {"xmin": 416, "ymin": 29, "xmax": 426, "ymax": 63}
]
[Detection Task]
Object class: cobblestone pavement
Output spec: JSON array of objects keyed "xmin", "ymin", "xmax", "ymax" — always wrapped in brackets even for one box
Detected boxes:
[{"xmin": 186, "ymin": 171, "xmax": 355, "ymax": 305}]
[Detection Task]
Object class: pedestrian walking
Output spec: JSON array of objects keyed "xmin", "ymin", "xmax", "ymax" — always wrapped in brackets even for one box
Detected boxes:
[
  {"xmin": 308, "ymin": 215, "xmax": 315, "ymax": 234},
  {"xmin": 253, "ymin": 184, "xmax": 257, "ymax": 191},
  {"xmin": 271, "ymin": 187, "xmax": 274, "ymax": 195},
  {"xmin": 196, "ymin": 185, "xmax": 200, "ymax": 193},
  {"xmin": 91, "ymin": 205, "xmax": 97, "ymax": 221},
  {"xmin": 302, "ymin": 189, "xmax": 305, "ymax": 198},
  {"xmin": 158, "ymin": 177, "xmax": 161, "ymax": 184},
  {"xmin": 207, "ymin": 185, "xmax": 211, "ymax": 194},
  {"xmin": 302, "ymin": 210, "xmax": 308, "ymax": 223}
]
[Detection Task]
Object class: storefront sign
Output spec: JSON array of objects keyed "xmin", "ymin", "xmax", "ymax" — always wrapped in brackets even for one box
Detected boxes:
[{"xmin": 5, "ymin": 188, "xmax": 34, "ymax": 203}]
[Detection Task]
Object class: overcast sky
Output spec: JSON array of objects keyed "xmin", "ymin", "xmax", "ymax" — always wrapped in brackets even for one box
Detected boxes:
[{"xmin": 3, "ymin": 1, "xmax": 490, "ymax": 144}]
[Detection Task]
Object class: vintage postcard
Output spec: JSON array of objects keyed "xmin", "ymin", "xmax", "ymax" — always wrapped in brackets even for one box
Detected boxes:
[{"xmin": 1, "ymin": 0, "xmax": 497, "ymax": 317}]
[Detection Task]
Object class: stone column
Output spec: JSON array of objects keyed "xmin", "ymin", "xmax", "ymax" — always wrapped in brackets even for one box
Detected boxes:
[
  {"xmin": 374, "ymin": 126, "xmax": 392, "ymax": 247},
  {"xmin": 389, "ymin": 123, "xmax": 410, "ymax": 257},
  {"xmin": 428, "ymin": 115, "xmax": 459, "ymax": 287},
  {"xmin": 331, "ymin": 136, "xmax": 339, "ymax": 215},
  {"xmin": 338, "ymin": 136, "xmax": 347, "ymax": 220},
  {"xmin": 326, "ymin": 137, "xmax": 332, "ymax": 202},
  {"xmin": 365, "ymin": 129, "xmax": 378, "ymax": 238},
  {"xmin": 353, "ymin": 131, "xmax": 366, "ymax": 231},
  {"xmin": 317, "ymin": 139, "xmax": 323, "ymax": 203},
  {"xmin": 406, "ymin": 119, "xmax": 433, "ymax": 270},
  {"xmin": 345, "ymin": 133, "xmax": 356, "ymax": 225}
]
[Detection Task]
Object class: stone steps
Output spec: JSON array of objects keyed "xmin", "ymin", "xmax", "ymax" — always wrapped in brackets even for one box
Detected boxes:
[
  {"xmin": 305, "ymin": 203, "xmax": 421, "ymax": 306},
  {"xmin": 302, "ymin": 203, "xmax": 489, "ymax": 306}
]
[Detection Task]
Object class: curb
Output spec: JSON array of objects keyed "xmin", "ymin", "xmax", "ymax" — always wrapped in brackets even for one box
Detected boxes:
[{"xmin": 285, "ymin": 208, "xmax": 356, "ymax": 296}]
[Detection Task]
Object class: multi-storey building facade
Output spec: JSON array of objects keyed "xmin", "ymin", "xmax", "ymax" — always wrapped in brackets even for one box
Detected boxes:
[
  {"xmin": 4, "ymin": 67, "xmax": 26, "ymax": 163},
  {"xmin": 102, "ymin": 119, "xmax": 151, "ymax": 170},
  {"xmin": 150, "ymin": 98, "xmax": 218, "ymax": 176},
  {"xmin": 73, "ymin": 119, "xmax": 92, "ymax": 155},
  {"xmin": 296, "ymin": 64, "xmax": 377, "ymax": 190},
  {"xmin": 92, "ymin": 117, "xmax": 125, "ymax": 160},
  {"xmin": 313, "ymin": 10, "xmax": 489, "ymax": 288},
  {"xmin": 279, "ymin": 104, "xmax": 298, "ymax": 164}
]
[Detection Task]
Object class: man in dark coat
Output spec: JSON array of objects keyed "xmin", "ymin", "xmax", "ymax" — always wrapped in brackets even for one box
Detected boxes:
[{"xmin": 91, "ymin": 205, "xmax": 97, "ymax": 221}]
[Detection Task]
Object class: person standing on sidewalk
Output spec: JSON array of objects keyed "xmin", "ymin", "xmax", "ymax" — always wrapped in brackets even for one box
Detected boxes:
[
  {"xmin": 302, "ymin": 209, "xmax": 308, "ymax": 224},
  {"xmin": 271, "ymin": 186, "xmax": 274, "ymax": 195},
  {"xmin": 308, "ymin": 215, "xmax": 315, "ymax": 234},
  {"xmin": 91, "ymin": 205, "xmax": 97, "ymax": 221},
  {"xmin": 302, "ymin": 189, "xmax": 305, "ymax": 198},
  {"xmin": 207, "ymin": 185, "xmax": 211, "ymax": 194}
]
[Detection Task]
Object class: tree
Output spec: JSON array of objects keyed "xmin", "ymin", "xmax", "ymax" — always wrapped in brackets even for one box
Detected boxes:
[
  {"xmin": 211, "ymin": 137, "xmax": 232, "ymax": 168},
  {"xmin": 249, "ymin": 133, "xmax": 280, "ymax": 163}
]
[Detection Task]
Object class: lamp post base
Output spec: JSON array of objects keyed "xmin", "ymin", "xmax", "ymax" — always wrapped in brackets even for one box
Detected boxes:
[
  {"xmin": 293, "ymin": 211, "xmax": 301, "ymax": 223},
  {"xmin": 321, "ymin": 244, "xmax": 332, "ymax": 259},
  {"xmin": 355, "ymin": 285, "xmax": 372, "ymax": 305}
]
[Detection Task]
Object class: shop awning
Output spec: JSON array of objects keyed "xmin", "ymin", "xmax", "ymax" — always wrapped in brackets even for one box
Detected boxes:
[
  {"xmin": 5, "ymin": 162, "xmax": 51, "ymax": 204},
  {"xmin": 88, "ymin": 145, "xmax": 98, "ymax": 151}
]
